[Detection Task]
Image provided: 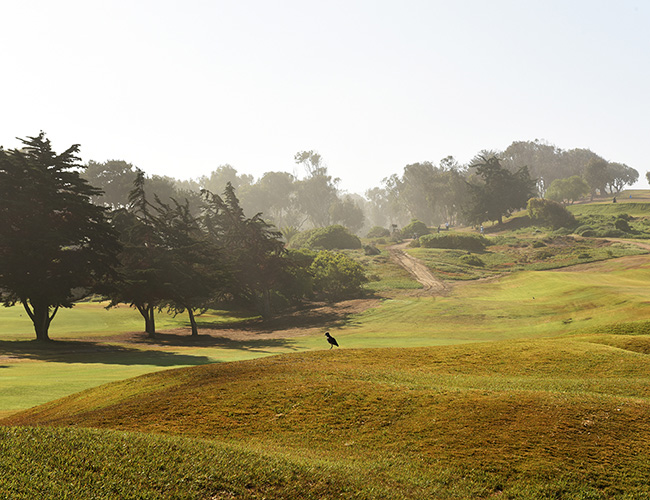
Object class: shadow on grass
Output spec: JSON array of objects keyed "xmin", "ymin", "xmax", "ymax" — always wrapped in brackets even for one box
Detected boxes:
[
  {"xmin": 194, "ymin": 299, "xmax": 373, "ymax": 334},
  {"xmin": 128, "ymin": 331, "xmax": 300, "ymax": 352},
  {"xmin": 0, "ymin": 335, "xmax": 296, "ymax": 367}
]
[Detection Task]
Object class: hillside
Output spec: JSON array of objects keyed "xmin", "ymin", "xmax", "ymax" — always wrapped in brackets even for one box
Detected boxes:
[
  {"xmin": 5, "ymin": 195, "xmax": 650, "ymax": 498},
  {"xmin": 4, "ymin": 333, "xmax": 650, "ymax": 498}
]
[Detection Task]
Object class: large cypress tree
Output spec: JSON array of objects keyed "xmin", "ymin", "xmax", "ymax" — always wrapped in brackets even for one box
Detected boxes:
[{"xmin": 0, "ymin": 133, "xmax": 120, "ymax": 341}]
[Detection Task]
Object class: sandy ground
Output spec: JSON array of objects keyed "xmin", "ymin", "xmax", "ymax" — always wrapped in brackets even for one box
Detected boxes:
[{"xmin": 387, "ymin": 241, "xmax": 449, "ymax": 294}]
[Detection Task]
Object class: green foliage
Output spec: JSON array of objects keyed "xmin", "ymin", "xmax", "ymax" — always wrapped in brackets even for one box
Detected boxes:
[
  {"xmin": 526, "ymin": 198, "xmax": 576, "ymax": 229},
  {"xmin": 366, "ymin": 226, "xmax": 390, "ymax": 238},
  {"xmin": 400, "ymin": 219, "xmax": 429, "ymax": 238},
  {"xmin": 363, "ymin": 244, "xmax": 381, "ymax": 256},
  {"xmin": 309, "ymin": 250, "xmax": 367, "ymax": 299},
  {"xmin": 289, "ymin": 225, "xmax": 362, "ymax": 250},
  {"xmin": 463, "ymin": 154, "xmax": 536, "ymax": 225},
  {"xmin": 615, "ymin": 217, "xmax": 631, "ymax": 232},
  {"xmin": 459, "ymin": 254, "xmax": 485, "ymax": 267},
  {"xmin": 0, "ymin": 133, "xmax": 121, "ymax": 341},
  {"xmin": 545, "ymin": 176, "xmax": 590, "ymax": 204},
  {"xmin": 419, "ymin": 232, "xmax": 488, "ymax": 252}
]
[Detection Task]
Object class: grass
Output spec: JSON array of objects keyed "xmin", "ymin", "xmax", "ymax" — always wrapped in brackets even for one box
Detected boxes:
[
  {"xmin": 4, "ymin": 337, "xmax": 650, "ymax": 498},
  {"xmin": 4, "ymin": 254, "xmax": 650, "ymax": 415},
  {"xmin": 407, "ymin": 236, "xmax": 646, "ymax": 280},
  {"xmin": 5, "ymin": 205, "xmax": 650, "ymax": 497}
]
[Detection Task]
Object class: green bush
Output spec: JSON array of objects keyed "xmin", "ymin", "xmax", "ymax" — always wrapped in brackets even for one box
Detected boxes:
[
  {"xmin": 531, "ymin": 240, "xmax": 546, "ymax": 248},
  {"xmin": 419, "ymin": 233, "xmax": 488, "ymax": 252},
  {"xmin": 527, "ymin": 198, "xmax": 576, "ymax": 229},
  {"xmin": 310, "ymin": 250, "xmax": 367, "ymax": 299},
  {"xmin": 460, "ymin": 254, "xmax": 485, "ymax": 267},
  {"xmin": 574, "ymin": 225, "xmax": 594, "ymax": 236},
  {"xmin": 363, "ymin": 244, "xmax": 381, "ymax": 255},
  {"xmin": 599, "ymin": 229, "xmax": 625, "ymax": 238},
  {"xmin": 366, "ymin": 226, "xmax": 390, "ymax": 238},
  {"xmin": 289, "ymin": 225, "xmax": 362, "ymax": 250},
  {"xmin": 400, "ymin": 219, "xmax": 429, "ymax": 238},
  {"xmin": 615, "ymin": 218, "xmax": 631, "ymax": 232}
]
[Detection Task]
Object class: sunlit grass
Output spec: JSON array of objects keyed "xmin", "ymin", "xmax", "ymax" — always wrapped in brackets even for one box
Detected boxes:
[{"xmin": 5, "ymin": 336, "xmax": 650, "ymax": 498}]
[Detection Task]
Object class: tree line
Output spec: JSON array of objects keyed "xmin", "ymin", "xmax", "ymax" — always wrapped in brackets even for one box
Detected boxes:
[
  {"xmin": 0, "ymin": 134, "xmax": 366, "ymax": 341},
  {"xmin": 84, "ymin": 141, "xmax": 639, "ymax": 237},
  {"xmin": 0, "ymin": 133, "xmax": 640, "ymax": 341}
]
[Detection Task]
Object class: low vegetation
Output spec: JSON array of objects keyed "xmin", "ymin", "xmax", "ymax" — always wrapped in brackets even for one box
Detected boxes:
[{"xmin": 5, "ymin": 195, "xmax": 650, "ymax": 498}]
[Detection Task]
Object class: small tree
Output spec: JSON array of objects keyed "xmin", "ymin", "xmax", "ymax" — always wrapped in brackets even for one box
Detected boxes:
[{"xmin": 0, "ymin": 133, "xmax": 120, "ymax": 341}]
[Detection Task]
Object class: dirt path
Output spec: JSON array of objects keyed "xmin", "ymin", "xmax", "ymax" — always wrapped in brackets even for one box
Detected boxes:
[{"xmin": 388, "ymin": 241, "xmax": 448, "ymax": 294}]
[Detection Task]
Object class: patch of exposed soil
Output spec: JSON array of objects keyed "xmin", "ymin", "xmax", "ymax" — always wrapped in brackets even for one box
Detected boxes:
[
  {"xmin": 388, "ymin": 241, "xmax": 449, "ymax": 295},
  {"xmin": 94, "ymin": 298, "xmax": 382, "ymax": 346}
]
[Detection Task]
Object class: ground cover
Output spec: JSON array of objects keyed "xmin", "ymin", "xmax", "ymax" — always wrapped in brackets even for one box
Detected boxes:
[
  {"xmin": 3, "ymin": 254, "xmax": 650, "ymax": 416},
  {"xmin": 406, "ymin": 235, "xmax": 645, "ymax": 280},
  {"xmin": 4, "ymin": 334, "xmax": 650, "ymax": 498}
]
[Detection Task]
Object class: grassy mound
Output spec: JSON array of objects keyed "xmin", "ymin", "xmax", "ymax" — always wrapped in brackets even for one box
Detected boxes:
[{"xmin": 5, "ymin": 338, "xmax": 650, "ymax": 498}]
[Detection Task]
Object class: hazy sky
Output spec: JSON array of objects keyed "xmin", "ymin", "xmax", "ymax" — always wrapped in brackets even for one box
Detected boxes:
[{"xmin": 2, "ymin": 0, "xmax": 649, "ymax": 194}]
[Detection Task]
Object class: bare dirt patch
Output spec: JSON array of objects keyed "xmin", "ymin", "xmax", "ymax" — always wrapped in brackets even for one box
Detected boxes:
[
  {"xmin": 95, "ymin": 298, "xmax": 382, "ymax": 346},
  {"xmin": 388, "ymin": 241, "xmax": 449, "ymax": 295}
]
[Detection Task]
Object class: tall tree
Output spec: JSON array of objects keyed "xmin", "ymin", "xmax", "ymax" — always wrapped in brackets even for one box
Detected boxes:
[
  {"xmin": 203, "ymin": 183, "xmax": 287, "ymax": 318},
  {"xmin": 463, "ymin": 153, "xmax": 536, "ymax": 225},
  {"xmin": 151, "ymin": 197, "xmax": 229, "ymax": 336},
  {"xmin": 0, "ymin": 133, "xmax": 120, "ymax": 341},
  {"xmin": 107, "ymin": 170, "xmax": 168, "ymax": 337}
]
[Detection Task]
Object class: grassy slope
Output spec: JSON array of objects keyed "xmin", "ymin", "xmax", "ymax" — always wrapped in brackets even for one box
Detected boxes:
[
  {"xmin": 4, "ymin": 255, "xmax": 650, "ymax": 415},
  {"xmin": 4, "ymin": 336, "xmax": 650, "ymax": 498}
]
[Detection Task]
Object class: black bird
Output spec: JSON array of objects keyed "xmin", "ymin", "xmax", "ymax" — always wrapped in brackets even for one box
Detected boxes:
[{"xmin": 325, "ymin": 332, "xmax": 339, "ymax": 349}]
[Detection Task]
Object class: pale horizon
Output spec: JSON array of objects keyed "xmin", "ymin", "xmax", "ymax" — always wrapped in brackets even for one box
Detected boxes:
[{"xmin": 3, "ymin": 0, "xmax": 649, "ymax": 195}]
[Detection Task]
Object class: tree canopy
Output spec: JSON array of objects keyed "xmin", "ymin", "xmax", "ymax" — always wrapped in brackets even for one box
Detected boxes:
[{"xmin": 0, "ymin": 133, "xmax": 120, "ymax": 341}]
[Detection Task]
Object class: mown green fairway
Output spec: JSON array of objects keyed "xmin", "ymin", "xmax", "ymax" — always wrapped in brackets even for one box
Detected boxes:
[
  {"xmin": 4, "ymin": 255, "xmax": 650, "ymax": 416},
  {"xmin": 4, "ymin": 245, "xmax": 650, "ymax": 497}
]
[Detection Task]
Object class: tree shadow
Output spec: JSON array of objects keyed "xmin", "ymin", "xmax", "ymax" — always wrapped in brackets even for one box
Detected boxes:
[
  {"xmin": 125, "ymin": 331, "xmax": 300, "ymax": 351},
  {"xmin": 0, "ymin": 335, "xmax": 295, "ymax": 367},
  {"xmin": 194, "ymin": 299, "xmax": 374, "ymax": 334}
]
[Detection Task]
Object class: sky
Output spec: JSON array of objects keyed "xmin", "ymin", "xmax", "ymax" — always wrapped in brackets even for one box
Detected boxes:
[{"xmin": 2, "ymin": 0, "xmax": 649, "ymax": 195}]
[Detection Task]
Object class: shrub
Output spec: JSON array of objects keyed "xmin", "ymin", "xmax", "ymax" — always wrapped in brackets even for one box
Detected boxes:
[
  {"xmin": 615, "ymin": 218, "xmax": 631, "ymax": 232},
  {"xmin": 527, "ymin": 198, "xmax": 576, "ymax": 229},
  {"xmin": 574, "ymin": 225, "xmax": 594, "ymax": 236},
  {"xmin": 366, "ymin": 226, "xmax": 390, "ymax": 238},
  {"xmin": 310, "ymin": 250, "xmax": 367, "ymax": 299},
  {"xmin": 536, "ymin": 250, "xmax": 554, "ymax": 260},
  {"xmin": 400, "ymin": 219, "xmax": 429, "ymax": 238},
  {"xmin": 581, "ymin": 230, "xmax": 597, "ymax": 237},
  {"xmin": 363, "ymin": 244, "xmax": 381, "ymax": 256},
  {"xmin": 289, "ymin": 225, "xmax": 362, "ymax": 250},
  {"xmin": 419, "ymin": 233, "xmax": 488, "ymax": 252},
  {"xmin": 532, "ymin": 240, "xmax": 546, "ymax": 248},
  {"xmin": 460, "ymin": 254, "xmax": 485, "ymax": 267},
  {"xmin": 599, "ymin": 229, "xmax": 625, "ymax": 238}
]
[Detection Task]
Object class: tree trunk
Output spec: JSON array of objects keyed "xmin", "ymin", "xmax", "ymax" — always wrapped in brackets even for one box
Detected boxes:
[
  {"xmin": 136, "ymin": 304, "xmax": 156, "ymax": 338},
  {"xmin": 258, "ymin": 289, "xmax": 272, "ymax": 319},
  {"xmin": 187, "ymin": 307, "xmax": 198, "ymax": 336},
  {"xmin": 23, "ymin": 300, "xmax": 58, "ymax": 341}
]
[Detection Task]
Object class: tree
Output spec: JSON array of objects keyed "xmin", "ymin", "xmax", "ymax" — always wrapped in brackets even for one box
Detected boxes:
[
  {"xmin": 151, "ymin": 197, "xmax": 228, "ymax": 336},
  {"xmin": 294, "ymin": 151, "xmax": 339, "ymax": 228},
  {"xmin": 606, "ymin": 162, "xmax": 638, "ymax": 194},
  {"xmin": 203, "ymin": 183, "xmax": 287, "ymax": 318},
  {"xmin": 463, "ymin": 153, "xmax": 536, "ymax": 225},
  {"xmin": 329, "ymin": 196, "xmax": 365, "ymax": 234},
  {"xmin": 0, "ymin": 133, "xmax": 120, "ymax": 341},
  {"xmin": 83, "ymin": 160, "xmax": 137, "ymax": 208},
  {"xmin": 584, "ymin": 158, "xmax": 610, "ymax": 200},
  {"xmin": 545, "ymin": 176, "xmax": 590, "ymax": 205},
  {"xmin": 107, "ymin": 171, "xmax": 169, "ymax": 337}
]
